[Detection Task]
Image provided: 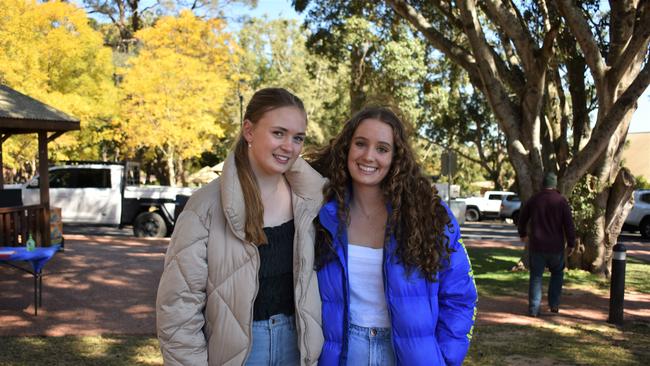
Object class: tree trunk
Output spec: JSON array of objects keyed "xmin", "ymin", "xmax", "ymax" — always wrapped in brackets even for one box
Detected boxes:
[
  {"xmin": 166, "ymin": 149, "xmax": 176, "ymax": 187},
  {"xmin": 349, "ymin": 43, "xmax": 369, "ymax": 112}
]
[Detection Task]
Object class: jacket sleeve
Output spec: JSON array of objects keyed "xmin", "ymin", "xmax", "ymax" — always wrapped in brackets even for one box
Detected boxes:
[
  {"xmin": 435, "ymin": 221, "xmax": 478, "ymax": 366},
  {"xmin": 562, "ymin": 198, "xmax": 576, "ymax": 248},
  {"xmin": 517, "ymin": 198, "xmax": 531, "ymax": 238},
  {"xmin": 156, "ymin": 209, "xmax": 209, "ymax": 366}
]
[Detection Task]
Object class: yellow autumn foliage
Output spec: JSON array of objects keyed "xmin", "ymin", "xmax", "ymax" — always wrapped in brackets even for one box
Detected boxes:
[
  {"xmin": 0, "ymin": 0, "xmax": 117, "ymax": 173},
  {"xmin": 119, "ymin": 10, "xmax": 237, "ymax": 184}
]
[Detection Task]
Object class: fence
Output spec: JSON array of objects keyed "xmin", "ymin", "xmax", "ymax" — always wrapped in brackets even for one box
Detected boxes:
[{"xmin": 0, "ymin": 204, "xmax": 50, "ymax": 247}]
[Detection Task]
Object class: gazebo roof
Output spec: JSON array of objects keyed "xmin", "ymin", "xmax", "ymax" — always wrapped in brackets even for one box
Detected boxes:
[{"xmin": 0, "ymin": 84, "xmax": 80, "ymax": 134}]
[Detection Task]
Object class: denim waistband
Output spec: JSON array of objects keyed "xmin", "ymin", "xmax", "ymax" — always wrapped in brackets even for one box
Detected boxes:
[
  {"xmin": 252, "ymin": 313, "xmax": 295, "ymax": 329},
  {"xmin": 349, "ymin": 323, "xmax": 392, "ymax": 339}
]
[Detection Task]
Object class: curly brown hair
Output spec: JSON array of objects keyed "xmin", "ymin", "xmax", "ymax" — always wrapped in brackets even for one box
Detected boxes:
[{"xmin": 306, "ymin": 107, "xmax": 452, "ymax": 281}]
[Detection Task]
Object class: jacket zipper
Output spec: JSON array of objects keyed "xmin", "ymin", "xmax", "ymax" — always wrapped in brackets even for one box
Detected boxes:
[
  {"xmin": 294, "ymin": 204, "xmax": 310, "ymax": 364},
  {"xmin": 382, "ymin": 241, "xmax": 397, "ymax": 363}
]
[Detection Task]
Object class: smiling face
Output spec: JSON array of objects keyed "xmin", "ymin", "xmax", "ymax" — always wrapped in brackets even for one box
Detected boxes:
[
  {"xmin": 347, "ymin": 118, "xmax": 394, "ymax": 190},
  {"xmin": 243, "ymin": 106, "xmax": 307, "ymax": 177}
]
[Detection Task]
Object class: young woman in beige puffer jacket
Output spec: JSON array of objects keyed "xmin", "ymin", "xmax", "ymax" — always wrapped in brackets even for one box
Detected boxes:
[{"xmin": 156, "ymin": 88, "xmax": 325, "ymax": 366}]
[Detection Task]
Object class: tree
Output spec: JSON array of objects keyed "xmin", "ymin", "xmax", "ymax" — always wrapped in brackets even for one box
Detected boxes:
[
  {"xmin": 383, "ymin": 0, "xmax": 649, "ymax": 274},
  {"xmin": 83, "ymin": 0, "xmax": 152, "ymax": 51},
  {"xmin": 118, "ymin": 10, "xmax": 237, "ymax": 185},
  {"xmin": 296, "ymin": 0, "xmax": 514, "ymax": 191},
  {"xmin": 0, "ymin": 0, "xmax": 118, "ymax": 179},
  {"xmin": 420, "ymin": 60, "xmax": 514, "ymax": 191},
  {"xmin": 236, "ymin": 17, "xmax": 349, "ymax": 145}
]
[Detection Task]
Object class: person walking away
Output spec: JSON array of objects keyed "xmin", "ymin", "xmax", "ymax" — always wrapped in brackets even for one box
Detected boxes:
[
  {"xmin": 518, "ymin": 172, "xmax": 576, "ymax": 317},
  {"xmin": 156, "ymin": 88, "xmax": 325, "ymax": 365},
  {"xmin": 307, "ymin": 107, "xmax": 478, "ymax": 366}
]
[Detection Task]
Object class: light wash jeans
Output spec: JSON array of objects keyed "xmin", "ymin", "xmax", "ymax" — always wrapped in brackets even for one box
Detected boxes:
[
  {"xmin": 347, "ymin": 323, "xmax": 396, "ymax": 366},
  {"xmin": 245, "ymin": 313, "xmax": 300, "ymax": 366},
  {"xmin": 529, "ymin": 251, "xmax": 565, "ymax": 315}
]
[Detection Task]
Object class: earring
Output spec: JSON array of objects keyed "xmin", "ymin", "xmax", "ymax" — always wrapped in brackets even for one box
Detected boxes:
[{"xmin": 248, "ymin": 142, "xmax": 252, "ymax": 148}]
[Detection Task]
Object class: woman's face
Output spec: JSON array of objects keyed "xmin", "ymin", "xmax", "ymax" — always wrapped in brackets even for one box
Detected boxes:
[
  {"xmin": 244, "ymin": 106, "xmax": 307, "ymax": 177},
  {"xmin": 347, "ymin": 118, "xmax": 394, "ymax": 189}
]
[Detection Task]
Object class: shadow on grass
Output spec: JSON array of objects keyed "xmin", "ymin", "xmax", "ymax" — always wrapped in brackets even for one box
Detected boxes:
[
  {"xmin": 466, "ymin": 321, "xmax": 650, "ymax": 366},
  {"xmin": 0, "ymin": 335, "xmax": 161, "ymax": 366}
]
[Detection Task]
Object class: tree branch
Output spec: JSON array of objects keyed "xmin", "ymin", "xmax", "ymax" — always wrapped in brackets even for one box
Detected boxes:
[
  {"xmin": 608, "ymin": 3, "xmax": 650, "ymax": 87},
  {"xmin": 420, "ymin": 135, "xmax": 484, "ymax": 166},
  {"xmin": 555, "ymin": 0, "xmax": 608, "ymax": 92},
  {"xmin": 455, "ymin": 0, "xmax": 522, "ymax": 138},
  {"xmin": 481, "ymin": 0, "xmax": 536, "ymax": 72},
  {"xmin": 560, "ymin": 58, "xmax": 650, "ymax": 192},
  {"xmin": 385, "ymin": 0, "xmax": 480, "ymax": 81}
]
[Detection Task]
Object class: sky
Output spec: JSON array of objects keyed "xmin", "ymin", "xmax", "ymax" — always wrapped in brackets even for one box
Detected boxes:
[{"xmin": 80, "ymin": 0, "xmax": 650, "ymax": 133}]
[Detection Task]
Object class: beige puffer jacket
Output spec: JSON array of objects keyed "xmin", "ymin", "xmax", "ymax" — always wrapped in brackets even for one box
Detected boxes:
[{"xmin": 156, "ymin": 154, "xmax": 325, "ymax": 365}]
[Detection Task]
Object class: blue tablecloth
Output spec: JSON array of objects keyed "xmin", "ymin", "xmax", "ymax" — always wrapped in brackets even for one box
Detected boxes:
[{"xmin": 0, "ymin": 245, "xmax": 61, "ymax": 273}]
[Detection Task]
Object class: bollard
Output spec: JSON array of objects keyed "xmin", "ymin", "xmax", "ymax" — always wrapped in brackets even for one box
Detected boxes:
[{"xmin": 607, "ymin": 243, "xmax": 626, "ymax": 325}]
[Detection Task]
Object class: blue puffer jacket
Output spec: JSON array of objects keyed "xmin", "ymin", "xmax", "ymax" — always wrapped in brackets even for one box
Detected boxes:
[{"xmin": 317, "ymin": 199, "xmax": 478, "ymax": 366}]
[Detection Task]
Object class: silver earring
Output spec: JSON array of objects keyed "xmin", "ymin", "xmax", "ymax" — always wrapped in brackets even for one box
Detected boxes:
[{"xmin": 248, "ymin": 142, "xmax": 251, "ymax": 148}]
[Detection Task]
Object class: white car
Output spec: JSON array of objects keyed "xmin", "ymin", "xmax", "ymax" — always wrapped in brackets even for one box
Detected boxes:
[
  {"xmin": 624, "ymin": 189, "xmax": 650, "ymax": 239},
  {"xmin": 456, "ymin": 191, "xmax": 515, "ymax": 222}
]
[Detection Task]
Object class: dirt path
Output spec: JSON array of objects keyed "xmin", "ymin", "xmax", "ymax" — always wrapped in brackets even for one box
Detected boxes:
[{"xmin": 0, "ymin": 235, "xmax": 167, "ymax": 336}]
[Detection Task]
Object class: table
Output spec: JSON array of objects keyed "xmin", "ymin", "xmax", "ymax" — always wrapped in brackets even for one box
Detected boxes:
[{"xmin": 0, "ymin": 244, "xmax": 61, "ymax": 315}]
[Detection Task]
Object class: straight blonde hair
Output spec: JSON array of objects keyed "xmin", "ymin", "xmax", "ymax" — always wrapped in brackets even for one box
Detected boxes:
[{"xmin": 234, "ymin": 88, "xmax": 306, "ymax": 245}]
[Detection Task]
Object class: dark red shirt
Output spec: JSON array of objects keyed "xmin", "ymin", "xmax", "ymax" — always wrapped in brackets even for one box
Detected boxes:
[{"xmin": 518, "ymin": 189, "xmax": 576, "ymax": 253}]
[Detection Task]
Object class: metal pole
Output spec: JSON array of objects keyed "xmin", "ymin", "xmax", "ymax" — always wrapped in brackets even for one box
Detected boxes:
[{"xmin": 607, "ymin": 243, "xmax": 626, "ymax": 324}]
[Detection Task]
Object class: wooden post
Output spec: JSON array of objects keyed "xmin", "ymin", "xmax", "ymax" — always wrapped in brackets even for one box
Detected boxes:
[{"xmin": 38, "ymin": 132, "xmax": 51, "ymax": 246}]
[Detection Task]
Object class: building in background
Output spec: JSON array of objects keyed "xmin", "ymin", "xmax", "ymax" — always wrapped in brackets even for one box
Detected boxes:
[{"xmin": 622, "ymin": 132, "xmax": 650, "ymax": 181}]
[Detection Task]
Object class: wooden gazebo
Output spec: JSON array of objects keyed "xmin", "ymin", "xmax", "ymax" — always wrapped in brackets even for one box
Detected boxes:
[{"xmin": 0, "ymin": 85, "xmax": 80, "ymax": 246}]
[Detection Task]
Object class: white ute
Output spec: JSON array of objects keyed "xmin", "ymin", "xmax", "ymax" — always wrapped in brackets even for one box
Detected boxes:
[
  {"xmin": 17, "ymin": 161, "xmax": 195, "ymax": 237},
  {"xmin": 456, "ymin": 190, "xmax": 515, "ymax": 222}
]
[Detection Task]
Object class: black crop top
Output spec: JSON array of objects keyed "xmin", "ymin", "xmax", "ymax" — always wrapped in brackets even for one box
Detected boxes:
[{"xmin": 253, "ymin": 219, "xmax": 295, "ymax": 321}]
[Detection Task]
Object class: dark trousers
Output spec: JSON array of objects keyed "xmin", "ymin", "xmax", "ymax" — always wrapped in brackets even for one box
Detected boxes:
[{"xmin": 528, "ymin": 250, "xmax": 565, "ymax": 314}]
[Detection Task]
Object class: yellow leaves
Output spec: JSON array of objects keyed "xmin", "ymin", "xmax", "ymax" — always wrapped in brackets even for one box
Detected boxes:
[
  {"xmin": 0, "ymin": 0, "xmax": 117, "ymax": 166},
  {"xmin": 119, "ymin": 11, "xmax": 235, "ymax": 162}
]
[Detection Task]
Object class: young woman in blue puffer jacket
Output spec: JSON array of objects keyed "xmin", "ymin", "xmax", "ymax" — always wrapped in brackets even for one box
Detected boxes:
[{"xmin": 307, "ymin": 107, "xmax": 478, "ymax": 366}]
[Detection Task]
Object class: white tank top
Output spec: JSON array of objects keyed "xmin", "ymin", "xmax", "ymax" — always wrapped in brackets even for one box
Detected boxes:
[{"xmin": 347, "ymin": 244, "xmax": 391, "ymax": 328}]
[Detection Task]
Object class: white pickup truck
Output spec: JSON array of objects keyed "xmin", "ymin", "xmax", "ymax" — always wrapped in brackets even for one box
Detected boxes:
[
  {"xmin": 456, "ymin": 190, "xmax": 515, "ymax": 222},
  {"xmin": 14, "ymin": 161, "xmax": 195, "ymax": 237}
]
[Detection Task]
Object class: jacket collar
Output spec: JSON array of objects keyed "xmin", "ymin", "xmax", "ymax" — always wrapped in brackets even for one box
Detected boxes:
[
  {"xmin": 318, "ymin": 195, "xmax": 395, "ymax": 250},
  {"xmin": 220, "ymin": 153, "xmax": 325, "ymax": 241}
]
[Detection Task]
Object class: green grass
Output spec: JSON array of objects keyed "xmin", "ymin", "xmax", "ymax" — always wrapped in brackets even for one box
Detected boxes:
[
  {"xmin": 465, "ymin": 321, "xmax": 650, "ymax": 366},
  {"xmin": 468, "ymin": 247, "xmax": 650, "ymax": 297},
  {"xmin": 0, "ymin": 335, "xmax": 162, "ymax": 366},
  {"xmin": 465, "ymin": 246, "xmax": 650, "ymax": 365}
]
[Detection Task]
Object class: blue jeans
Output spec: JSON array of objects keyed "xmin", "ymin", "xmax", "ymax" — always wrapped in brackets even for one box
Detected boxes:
[
  {"xmin": 245, "ymin": 314, "xmax": 300, "ymax": 366},
  {"xmin": 347, "ymin": 323, "xmax": 396, "ymax": 366},
  {"xmin": 529, "ymin": 251, "xmax": 565, "ymax": 315}
]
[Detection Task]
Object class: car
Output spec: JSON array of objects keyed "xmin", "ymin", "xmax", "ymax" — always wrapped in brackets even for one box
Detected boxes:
[
  {"xmin": 623, "ymin": 189, "xmax": 650, "ymax": 239},
  {"xmin": 499, "ymin": 195, "xmax": 521, "ymax": 224},
  {"xmin": 17, "ymin": 161, "xmax": 196, "ymax": 237},
  {"xmin": 456, "ymin": 191, "xmax": 515, "ymax": 222}
]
